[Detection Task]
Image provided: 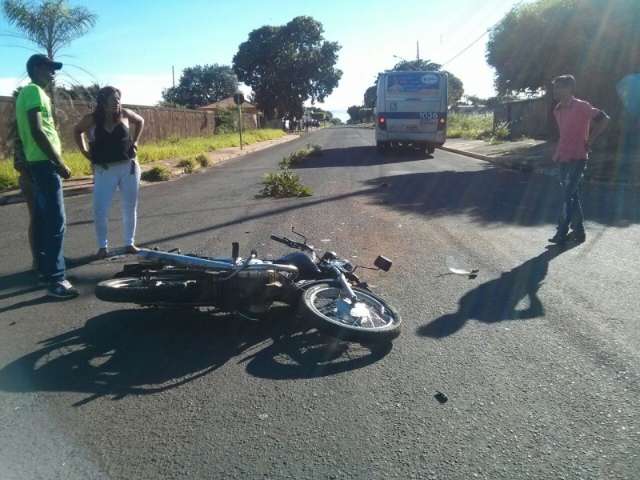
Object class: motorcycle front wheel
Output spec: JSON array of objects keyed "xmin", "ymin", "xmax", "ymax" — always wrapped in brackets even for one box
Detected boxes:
[
  {"xmin": 301, "ymin": 283, "xmax": 401, "ymax": 342},
  {"xmin": 95, "ymin": 277, "xmax": 198, "ymax": 304}
]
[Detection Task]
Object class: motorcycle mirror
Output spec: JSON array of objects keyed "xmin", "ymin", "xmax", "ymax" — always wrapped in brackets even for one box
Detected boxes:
[{"xmin": 374, "ymin": 256, "xmax": 392, "ymax": 272}]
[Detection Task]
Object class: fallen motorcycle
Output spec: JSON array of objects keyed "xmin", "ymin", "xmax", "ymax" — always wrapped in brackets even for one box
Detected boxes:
[{"xmin": 95, "ymin": 229, "xmax": 401, "ymax": 342}]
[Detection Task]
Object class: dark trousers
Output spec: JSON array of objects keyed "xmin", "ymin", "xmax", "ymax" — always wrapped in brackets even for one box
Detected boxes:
[
  {"xmin": 18, "ymin": 172, "xmax": 37, "ymax": 269},
  {"xmin": 557, "ymin": 160, "xmax": 586, "ymax": 235},
  {"xmin": 28, "ymin": 162, "xmax": 66, "ymax": 282}
]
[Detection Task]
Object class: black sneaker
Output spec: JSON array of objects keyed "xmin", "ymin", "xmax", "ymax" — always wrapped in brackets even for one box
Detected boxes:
[
  {"xmin": 47, "ymin": 279, "xmax": 79, "ymax": 299},
  {"xmin": 548, "ymin": 232, "xmax": 568, "ymax": 245},
  {"xmin": 570, "ymin": 230, "xmax": 586, "ymax": 243}
]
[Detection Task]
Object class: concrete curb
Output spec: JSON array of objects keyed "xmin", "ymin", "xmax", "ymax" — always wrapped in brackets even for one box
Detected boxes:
[
  {"xmin": 438, "ymin": 145, "xmax": 640, "ymax": 188},
  {"xmin": 0, "ymin": 134, "xmax": 299, "ymax": 207}
]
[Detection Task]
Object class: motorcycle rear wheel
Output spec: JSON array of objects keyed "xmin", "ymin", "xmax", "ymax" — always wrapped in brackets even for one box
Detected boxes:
[
  {"xmin": 95, "ymin": 277, "xmax": 198, "ymax": 304},
  {"xmin": 301, "ymin": 283, "xmax": 401, "ymax": 342}
]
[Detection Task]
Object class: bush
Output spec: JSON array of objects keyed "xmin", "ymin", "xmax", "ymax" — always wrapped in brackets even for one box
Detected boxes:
[
  {"xmin": 260, "ymin": 169, "xmax": 312, "ymax": 198},
  {"xmin": 492, "ymin": 121, "xmax": 510, "ymax": 141},
  {"xmin": 196, "ymin": 154, "xmax": 210, "ymax": 167},
  {"xmin": 309, "ymin": 144, "xmax": 322, "ymax": 156},
  {"xmin": 278, "ymin": 144, "xmax": 322, "ymax": 169},
  {"xmin": 177, "ymin": 158, "xmax": 195, "ymax": 173},
  {"xmin": 215, "ymin": 110, "xmax": 236, "ymax": 133},
  {"xmin": 141, "ymin": 166, "xmax": 171, "ymax": 182}
]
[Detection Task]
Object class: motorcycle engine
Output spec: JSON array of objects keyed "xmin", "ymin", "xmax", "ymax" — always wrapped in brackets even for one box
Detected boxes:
[{"xmin": 222, "ymin": 269, "xmax": 283, "ymax": 313}]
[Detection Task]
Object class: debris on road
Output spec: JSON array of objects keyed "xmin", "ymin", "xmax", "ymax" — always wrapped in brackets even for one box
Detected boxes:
[
  {"xmin": 434, "ymin": 391, "xmax": 448, "ymax": 404},
  {"xmin": 446, "ymin": 255, "xmax": 479, "ymax": 279}
]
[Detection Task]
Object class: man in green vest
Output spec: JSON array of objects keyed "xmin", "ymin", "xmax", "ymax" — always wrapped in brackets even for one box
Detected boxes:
[{"xmin": 15, "ymin": 54, "xmax": 78, "ymax": 298}]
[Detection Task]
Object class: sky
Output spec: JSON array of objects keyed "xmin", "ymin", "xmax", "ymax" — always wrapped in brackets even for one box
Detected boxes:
[{"xmin": 0, "ymin": 0, "xmax": 524, "ymax": 120}]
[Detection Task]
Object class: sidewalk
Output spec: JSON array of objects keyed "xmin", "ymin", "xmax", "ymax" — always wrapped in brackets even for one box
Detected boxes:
[
  {"xmin": 0, "ymin": 134, "xmax": 298, "ymax": 206},
  {"xmin": 440, "ymin": 138, "xmax": 640, "ymax": 186}
]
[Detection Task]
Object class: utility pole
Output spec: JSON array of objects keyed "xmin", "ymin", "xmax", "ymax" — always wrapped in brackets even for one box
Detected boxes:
[
  {"xmin": 416, "ymin": 40, "xmax": 420, "ymax": 61},
  {"xmin": 172, "ymin": 65, "xmax": 175, "ymax": 88}
]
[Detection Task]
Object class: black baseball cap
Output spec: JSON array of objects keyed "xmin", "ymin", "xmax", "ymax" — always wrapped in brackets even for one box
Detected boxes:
[{"xmin": 26, "ymin": 54, "xmax": 63, "ymax": 76}]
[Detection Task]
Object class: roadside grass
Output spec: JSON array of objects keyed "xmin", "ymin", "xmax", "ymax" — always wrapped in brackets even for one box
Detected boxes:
[
  {"xmin": 177, "ymin": 158, "xmax": 196, "ymax": 174},
  {"xmin": 141, "ymin": 165, "xmax": 171, "ymax": 182},
  {"xmin": 262, "ymin": 145, "xmax": 317, "ymax": 198},
  {"xmin": 0, "ymin": 129, "xmax": 286, "ymax": 190},
  {"xmin": 260, "ymin": 169, "xmax": 312, "ymax": 198},
  {"xmin": 278, "ymin": 144, "xmax": 322, "ymax": 169},
  {"xmin": 195, "ymin": 153, "xmax": 210, "ymax": 167},
  {"xmin": 447, "ymin": 113, "xmax": 494, "ymax": 140},
  {"xmin": 447, "ymin": 113, "xmax": 513, "ymax": 144},
  {"xmin": 135, "ymin": 129, "xmax": 285, "ymax": 165}
]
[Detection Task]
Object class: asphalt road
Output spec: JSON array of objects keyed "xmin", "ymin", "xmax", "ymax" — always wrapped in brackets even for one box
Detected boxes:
[{"xmin": 0, "ymin": 126, "xmax": 638, "ymax": 480}]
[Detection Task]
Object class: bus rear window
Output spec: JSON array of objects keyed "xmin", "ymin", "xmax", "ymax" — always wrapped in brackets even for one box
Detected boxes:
[{"xmin": 386, "ymin": 73, "xmax": 441, "ymax": 94}]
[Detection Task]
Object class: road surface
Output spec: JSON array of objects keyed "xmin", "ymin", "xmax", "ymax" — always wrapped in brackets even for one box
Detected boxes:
[{"xmin": 1, "ymin": 127, "xmax": 638, "ymax": 479}]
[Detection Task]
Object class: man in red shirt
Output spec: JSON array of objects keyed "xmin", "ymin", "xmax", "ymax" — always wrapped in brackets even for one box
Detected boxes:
[{"xmin": 549, "ymin": 75, "xmax": 610, "ymax": 245}]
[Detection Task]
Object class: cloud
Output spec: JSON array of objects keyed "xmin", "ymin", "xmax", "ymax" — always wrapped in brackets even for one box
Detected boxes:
[
  {"xmin": 97, "ymin": 73, "xmax": 172, "ymax": 106},
  {"xmin": 0, "ymin": 77, "xmax": 29, "ymax": 96}
]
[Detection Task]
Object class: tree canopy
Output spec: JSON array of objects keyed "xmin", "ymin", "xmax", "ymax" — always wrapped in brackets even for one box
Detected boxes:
[
  {"xmin": 56, "ymin": 82, "xmax": 101, "ymax": 102},
  {"xmin": 2, "ymin": 0, "xmax": 96, "ymax": 59},
  {"xmin": 346, "ymin": 105, "xmax": 373, "ymax": 124},
  {"xmin": 487, "ymin": 0, "xmax": 640, "ymax": 112},
  {"xmin": 162, "ymin": 64, "xmax": 239, "ymax": 109},
  {"xmin": 391, "ymin": 59, "xmax": 464, "ymax": 106},
  {"xmin": 364, "ymin": 84, "xmax": 377, "ymax": 108},
  {"xmin": 233, "ymin": 16, "xmax": 342, "ymax": 120}
]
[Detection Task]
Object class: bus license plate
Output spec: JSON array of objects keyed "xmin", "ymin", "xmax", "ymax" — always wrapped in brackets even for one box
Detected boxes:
[{"xmin": 420, "ymin": 112, "xmax": 438, "ymax": 124}]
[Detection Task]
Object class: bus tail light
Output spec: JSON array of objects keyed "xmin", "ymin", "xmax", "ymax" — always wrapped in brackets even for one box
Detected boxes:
[
  {"xmin": 438, "ymin": 113, "xmax": 447, "ymax": 130},
  {"xmin": 377, "ymin": 115, "xmax": 387, "ymax": 130},
  {"xmin": 437, "ymin": 113, "xmax": 447, "ymax": 130}
]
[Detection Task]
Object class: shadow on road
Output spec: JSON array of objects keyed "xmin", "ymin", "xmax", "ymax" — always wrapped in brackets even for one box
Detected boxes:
[
  {"xmin": 0, "ymin": 306, "xmax": 390, "ymax": 405},
  {"xmin": 293, "ymin": 146, "xmax": 433, "ymax": 169},
  {"xmin": 0, "ymin": 254, "xmax": 103, "ymax": 303},
  {"xmin": 418, "ymin": 244, "xmax": 575, "ymax": 338},
  {"xmin": 364, "ymin": 167, "xmax": 640, "ymax": 227}
]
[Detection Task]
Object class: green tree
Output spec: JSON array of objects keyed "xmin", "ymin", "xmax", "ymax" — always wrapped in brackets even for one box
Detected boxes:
[
  {"xmin": 56, "ymin": 82, "xmax": 101, "ymax": 102},
  {"xmin": 2, "ymin": 0, "xmax": 97, "ymax": 112},
  {"xmin": 487, "ymin": 0, "xmax": 640, "ymax": 113},
  {"xmin": 346, "ymin": 105, "xmax": 373, "ymax": 124},
  {"xmin": 162, "ymin": 64, "xmax": 238, "ymax": 109},
  {"xmin": 233, "ymin": 16, "xmax": 342, "ymax": 120},
  {"xmin": 364, "ymin": 84, "xmax": 377, "ymax": 108},
  {"xmin": 464, "ymin": 95, "xmax": 487, "ymax": 106},
  {"xmin": 306, "ymin": 106, "xmax": 332, "ymax": 121},
  {"xmin": 2, "ymin": 0, "xmax": 96, "ymax": 59},
  {"xmin": 391, "ymin": 59, "xmax": 464, "ymax": 105}
]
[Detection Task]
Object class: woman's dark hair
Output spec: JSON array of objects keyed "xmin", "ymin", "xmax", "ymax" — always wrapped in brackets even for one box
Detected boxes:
[{"xmin": 93, "ymin": 86, "xmax": 122, "ymax": 128}]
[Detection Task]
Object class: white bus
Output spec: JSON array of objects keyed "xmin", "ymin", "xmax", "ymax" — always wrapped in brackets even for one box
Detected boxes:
[{"xmin": 374, "ymin": 70, "xmax": 448, "ymax": 154}]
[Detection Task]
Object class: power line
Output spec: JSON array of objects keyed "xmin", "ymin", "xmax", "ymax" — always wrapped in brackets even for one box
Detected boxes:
[
  {"xmin": 440, "ymin": 0, "xmax": 528, "ymax": 68},
  {"xmin": 441, "ymin": 28, "xmax": 491, "ymax": 68}
]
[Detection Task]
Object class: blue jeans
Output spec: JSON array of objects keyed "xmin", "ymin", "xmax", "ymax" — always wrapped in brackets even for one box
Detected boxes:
[
  {"xmin": 557, "ymin": 160, "xmax": 586, "ymax": 235},
  {"xmin": 28, "ymin": 162, "xmax": 66, "ymax": 282}
]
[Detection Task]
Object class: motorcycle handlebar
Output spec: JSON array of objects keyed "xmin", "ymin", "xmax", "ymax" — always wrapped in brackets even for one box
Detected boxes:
[
  {"xmin": 270, "ymin": 234, "xmax": 296, "ymax": 248},
  {"xmin": 270, "ymin": 234, "xmax": 310, "ymax": 252}
]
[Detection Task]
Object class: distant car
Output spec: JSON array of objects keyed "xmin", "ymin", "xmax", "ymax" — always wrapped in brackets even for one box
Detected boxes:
[{"xmin": 375, "ymin": 71, "xmax": 448, "ymax": 154}]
